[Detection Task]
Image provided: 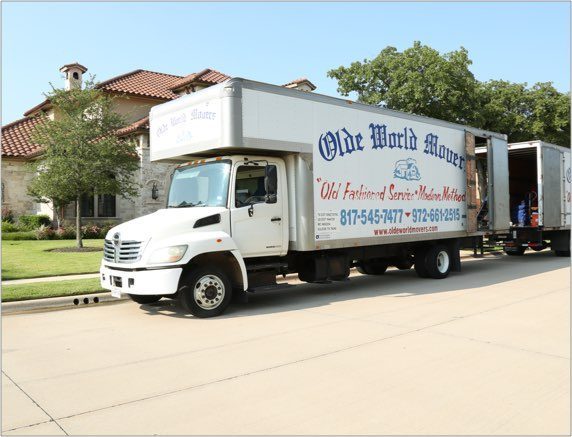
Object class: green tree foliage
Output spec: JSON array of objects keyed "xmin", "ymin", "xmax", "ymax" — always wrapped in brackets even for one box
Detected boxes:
[
  {"xmin": 28, "ymin": 79, "xmax": 139, "ymax": 248},
  {"xmin": 328, "ymin": 41, "xmax": 570, "ymax": 146},
  {"xmin": 478, "ymin": 80, "xmax": 570, "ymax": 146},
  {"xmin": 328, "ymin": 42, "xmax": 478, "ymax": 124}
]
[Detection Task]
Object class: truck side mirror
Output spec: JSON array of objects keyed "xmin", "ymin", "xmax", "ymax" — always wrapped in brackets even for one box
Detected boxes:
[{"xmin": 264, "ymin": 166, "xmax": 277, "ymax": 204}]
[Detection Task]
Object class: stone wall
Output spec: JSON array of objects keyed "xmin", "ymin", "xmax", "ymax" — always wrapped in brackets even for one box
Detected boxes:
[
  {"xmin": 1, "ymin": 159, "xmax": 46, "ymax": 219},
  {"xmin": 136, "ymin": 134, "xmax": 178, "ymax": 217}
]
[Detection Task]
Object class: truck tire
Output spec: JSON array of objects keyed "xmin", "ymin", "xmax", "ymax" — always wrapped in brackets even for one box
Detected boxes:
[
  {"xmin": 504, "ymin": 246, "xmax": 526, "ymax": 256},
  {"xmin": 414, "ymin": 247, "xmax": 430, "ymax": 278},
  {"xmin": 129, "ymin": 294, "xmax": 161, "ymax": 304},
  {"xmin": 179, "ymin": 266, "xmax": 232, "ymax": 318},
  {"xmin": 554, "ymin": 250, "xmax": 571, "ymax": 257},
  {"xmin": 423, "ymin": 245, "xmax": 452, "ymax": 279},
  {"xmin": 356, "ymin": 259, "xmax": 388, "ymax": 275}
]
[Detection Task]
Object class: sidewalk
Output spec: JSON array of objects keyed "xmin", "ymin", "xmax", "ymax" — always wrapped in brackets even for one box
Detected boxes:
[{"xmin": 2, "ymin": 272, "xmax": 100, "ymax": 286}]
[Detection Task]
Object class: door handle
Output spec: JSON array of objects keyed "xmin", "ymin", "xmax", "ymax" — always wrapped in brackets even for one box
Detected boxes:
[{"xmin": 271, "ymin": 217, "xmax": 282, "ymax": 222}]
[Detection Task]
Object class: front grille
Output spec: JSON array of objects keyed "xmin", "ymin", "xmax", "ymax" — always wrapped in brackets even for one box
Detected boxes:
[{"xmin": 104, "ymin": 240, "xmax": 142, "ymax": 263}]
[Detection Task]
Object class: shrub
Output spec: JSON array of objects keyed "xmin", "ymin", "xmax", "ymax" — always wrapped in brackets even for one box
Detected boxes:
[
  {"xmin": 2, "ymin": 231, "xmax": 36, "ymax": 240},
  {"xmin": 35, "ymin": 225, "xmax": 56, "ymax": 240},
  {"xmin": 99, "ymin": 222, "xmax": 116, "ymax": 238},
  {"xmin": 2, "ymin": 221, "xmax": 20, "ymax": 233},
  {"xmin": 1, "ymin": 207, "xmax": 14, "ymax": 223},
  {"xmin": 19, "ymin": 214, "xmax": 52, "ymax": 231},
  {"xmin": 55, "ymin": 226, "xmax": 77, "ymax": 240},
  {"xmin": 82, "ymin": 224, "xmax": 101, "ymax": 239}
]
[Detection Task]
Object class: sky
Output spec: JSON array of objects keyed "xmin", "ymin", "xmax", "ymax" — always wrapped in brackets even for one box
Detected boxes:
[{"xmin": 2, "ymin": 1, "xmax": 570, "ymax": 124}]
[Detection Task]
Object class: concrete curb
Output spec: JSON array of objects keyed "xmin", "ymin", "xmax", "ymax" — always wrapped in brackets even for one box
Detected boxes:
[
  {"xmin": 2, "ymin": 251, "xmax": 502, "ymax": 315},
  {"xmin": 2, "ymin": 292, "xmax": 129, "ymax": 315}
]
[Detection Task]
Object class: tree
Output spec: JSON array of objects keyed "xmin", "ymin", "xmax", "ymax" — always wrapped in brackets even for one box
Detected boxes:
[
  {"xmin": 477, "ymin": 80, "xmax": 570, "ymax": 146},
  {"xmin": 328, "ymin": 41, "xmax": 479, "ymax": 124},
  {"xmin": 28, "ymin": 78, "xmax": 140, "ymax": 248},
  {"xmin": 328, "ymin": 42, "xmax": 570, "ymax": 146}
]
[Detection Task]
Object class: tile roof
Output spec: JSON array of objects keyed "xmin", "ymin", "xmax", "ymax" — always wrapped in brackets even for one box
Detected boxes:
[
  {"xmin": 116, "ymin": 116, "xmax": 149, "ymax": 137},
  {"xmin": 1, "ymin": 115, "xmax": 151, "ymax": 158},
  {"xmin": 96, "ymin": 69, "xmax": 184, "ymax": 100},
  {"xmin": 283, "ymin": 77, "xmax": 317, "ymax": 91},
  {"xmin": 169, "ymin": 69, "xmax": 231, "ymax": 92},
  {"xmin": 60, "ymin": 62, "xmax": 88, "ymax": 73},
  {"xmin": 1, "ymin": 116, "xmax": 45, "ymax": 158}
]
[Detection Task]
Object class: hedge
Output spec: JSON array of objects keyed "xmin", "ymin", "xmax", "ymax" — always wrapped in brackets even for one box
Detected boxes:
[
  {"xmin": 18, "ymin": 214, "xmax": 52, "ymax": 231},
  {"xmin": 2, "ymin": 231, "xmax": 37, "ymax": 240}
]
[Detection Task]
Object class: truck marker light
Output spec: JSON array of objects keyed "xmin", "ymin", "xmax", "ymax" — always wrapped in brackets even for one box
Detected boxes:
[{"xmin": 216, "ymin": 239, "xmax": 222, "ymax": 243}]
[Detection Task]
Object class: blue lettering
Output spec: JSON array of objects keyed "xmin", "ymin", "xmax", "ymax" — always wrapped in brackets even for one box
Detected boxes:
[
  {"xmin": 318, "ymin": 128, "xmax": 365, "ymax": 162},
  {"xmin": 318, "ymin": 131, "xmax": 338, "ymax": 161},
  {"xmin": 370, "ymin": 123, "xmax": 388, "ymax": 149}
]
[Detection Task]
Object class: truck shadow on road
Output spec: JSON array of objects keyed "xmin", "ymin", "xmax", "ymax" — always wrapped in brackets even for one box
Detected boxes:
[{"xmin": 140, "ymin": 251, "xmax": 570, "ymax": 319}]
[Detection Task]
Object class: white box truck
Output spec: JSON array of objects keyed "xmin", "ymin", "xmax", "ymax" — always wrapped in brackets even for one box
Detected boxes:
[
  {"xmin": 479, "ymin": 140, "xmax": 570, "ymax": 256},
  {"xmin": 100, "ymin": 78, "xmax": 510, "ymax": 317}
]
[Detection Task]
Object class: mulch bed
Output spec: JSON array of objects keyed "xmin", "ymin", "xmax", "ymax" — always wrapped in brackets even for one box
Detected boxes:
[{"xmin": 46, "ymin": 247, "xmax": 103, "ymax": 253}]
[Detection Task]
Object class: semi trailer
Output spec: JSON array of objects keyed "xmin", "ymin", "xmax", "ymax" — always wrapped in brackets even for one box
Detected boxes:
[
  {"xmin": 100, "ymin": 78, "xmax": 512, "ymax": 317},
  {"xmin": 478, "ymin": 141, "xmax": 571, "ymax": 256}
]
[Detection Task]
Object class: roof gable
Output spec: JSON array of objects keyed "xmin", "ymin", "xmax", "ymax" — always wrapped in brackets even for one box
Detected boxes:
[
  {"xmin": 96, "ymin": 69, "xmax": 184, "ymax": 100},
  {"xmin": 169, "ymin": 69, "xmax": 231, "ymax": 92}
]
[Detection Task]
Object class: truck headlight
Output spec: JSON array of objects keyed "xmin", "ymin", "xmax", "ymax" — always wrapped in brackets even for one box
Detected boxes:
[{"xmin": 148, "ymin": 245, "xmax": 188, "ymax": 264}]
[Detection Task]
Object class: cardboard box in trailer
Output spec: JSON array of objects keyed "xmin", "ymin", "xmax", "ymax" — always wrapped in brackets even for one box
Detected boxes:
[
  {"xmin": 100, "ymin": 78, "xmax": 510, "ymax": 317},
  {"xmin": 481, "ymin": 140, "xmax": 570, "ymax": 256}
]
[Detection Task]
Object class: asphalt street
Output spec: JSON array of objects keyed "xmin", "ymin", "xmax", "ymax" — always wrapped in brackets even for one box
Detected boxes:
[{"xmin": 2, "ymin": 251, "xmax": 570, "ymax": 435}]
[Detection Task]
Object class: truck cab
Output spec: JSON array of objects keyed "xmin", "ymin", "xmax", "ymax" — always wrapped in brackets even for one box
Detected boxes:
[{"xmin": 100, "ymin": 155, "xmax": 288, "ymax": 317}]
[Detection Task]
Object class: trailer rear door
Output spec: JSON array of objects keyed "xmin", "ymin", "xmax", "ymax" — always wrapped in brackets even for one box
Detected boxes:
[
  {"xmin": 540, "ymin": 146, "xmax": 563, "ymax": 227},
  {"xmin": 487, "ymin": 137, "xmax": 510, "ymax": 231}
]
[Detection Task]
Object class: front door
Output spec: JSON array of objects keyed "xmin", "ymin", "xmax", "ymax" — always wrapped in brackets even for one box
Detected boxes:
[{"xmin": 230, "ymin": 162, "xmax": 284, "ymax": 257}]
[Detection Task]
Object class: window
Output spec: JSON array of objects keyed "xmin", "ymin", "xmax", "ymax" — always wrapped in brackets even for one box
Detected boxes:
[
  {"xmin": 98, "ymin": 194, "xmax": 116, "ymax": 217},
  {"xmin": 80, "ymin": 195, "xmax": 94, "ymax": 217},
  {"xmin": 75, "ymin": 194, "xmax": 116, "ymax": 218},
  {"xmin": 234, "ymin": 165, "xmax": 276, "ymax": 207}
]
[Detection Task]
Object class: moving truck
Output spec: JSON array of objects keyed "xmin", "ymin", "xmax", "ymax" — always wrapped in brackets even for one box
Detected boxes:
[
  {"xmin": 100, "ymin": 78, "xmax": 511, "ymax": 317},
  {"xmin": 478, "ymin": 141, "xmax": 570, "ymax": 256}
]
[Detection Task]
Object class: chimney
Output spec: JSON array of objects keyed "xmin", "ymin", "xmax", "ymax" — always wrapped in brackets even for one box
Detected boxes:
[{"xmin": 59, "ymin": 62, "xmax": 88, "ymax": 90}]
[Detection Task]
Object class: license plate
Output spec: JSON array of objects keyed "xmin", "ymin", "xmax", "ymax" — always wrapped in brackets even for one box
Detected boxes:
[{"xmin": 111, "ymin": 288, "xmax": 122, "ymax": 298}]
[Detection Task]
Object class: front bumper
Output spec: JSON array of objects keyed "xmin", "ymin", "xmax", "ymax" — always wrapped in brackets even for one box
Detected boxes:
[{"xmin": 100, "ymin": 265, "xmax": 182, "ymax": 296}]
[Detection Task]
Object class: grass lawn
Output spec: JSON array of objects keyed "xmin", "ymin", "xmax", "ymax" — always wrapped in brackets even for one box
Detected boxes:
[
  {"xmin": 2, "ymin": 239, "xmax": 104, "ymax": 280},
  {"xmin": 2, "ymin": 278, "xmax": 106, "ymax": 302}
]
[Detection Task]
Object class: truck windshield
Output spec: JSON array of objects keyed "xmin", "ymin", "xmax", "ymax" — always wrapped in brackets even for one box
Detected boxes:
[{"xmin": 167, "ymin": 161, "xmax": 231, "ymax": 208}]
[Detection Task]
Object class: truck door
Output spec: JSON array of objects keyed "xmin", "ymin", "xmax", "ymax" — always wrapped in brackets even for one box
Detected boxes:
[
  {"xmin": 230, "ymin": 161, "xmax": 286, "ymax": 257},
  {"xmin": 465, "ymin": 132, "xmax": 477, "ymax": 233},
  {"xmin": 541, "ymin": 146, "xmax": 563, "ymax": 227},
  {"xmin": 487, "ymin": 137, "xmax": 510, "ymax": 231}
]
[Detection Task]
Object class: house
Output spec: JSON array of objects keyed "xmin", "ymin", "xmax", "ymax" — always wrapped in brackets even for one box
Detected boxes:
[{"xmin": 1, "ymin": 64, "xmax": 316, "ymax": 225}]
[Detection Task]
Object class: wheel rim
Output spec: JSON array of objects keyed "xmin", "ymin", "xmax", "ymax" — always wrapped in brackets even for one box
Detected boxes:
[
  {"xmin": 436, "ymin": 251, "xmax": 450, "ymax": 273},
  {"xmin": 194, "ymin": 275, "xmax": 225, "ymax": 310}
]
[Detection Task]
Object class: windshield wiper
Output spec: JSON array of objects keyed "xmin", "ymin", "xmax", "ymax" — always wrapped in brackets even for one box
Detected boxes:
[{"xmin": 170, "ymin": 201, "xmax": 206, "ymax": 208}]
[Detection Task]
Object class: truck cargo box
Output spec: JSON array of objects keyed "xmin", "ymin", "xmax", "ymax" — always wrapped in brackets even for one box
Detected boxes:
[
  {"xmin": 503, "ymin": 140, "xmax": 570, "ymax": 230},
  {"xmin": 150, "ymin": 78, "xmax": 510, "ymax": 251}
]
